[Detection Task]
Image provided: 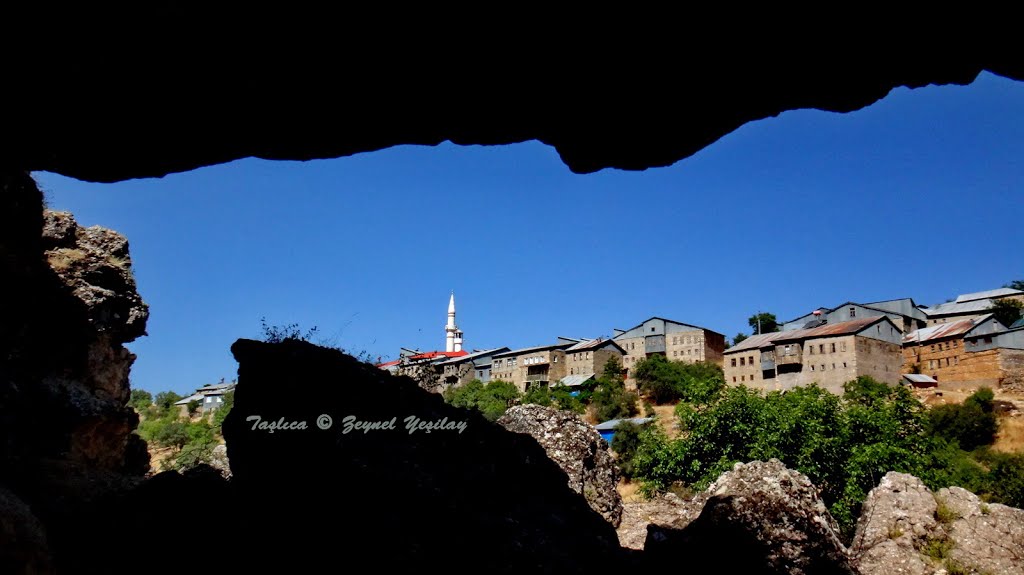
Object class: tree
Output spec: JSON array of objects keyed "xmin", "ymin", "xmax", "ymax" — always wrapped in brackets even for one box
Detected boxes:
[
  {"xmin": 610, "ymin": 420, "xmax": 649, "ymax": 479},
  {"xmin": 443, "ymin": 379, "xmax": 521, "ymax": 421},
  {"xmin": 591, "ymin": 357, "xmax": 639, "ymax": 422},
  {"xmin": 733, "ymin": 333, "xmax": 749, "ymax": 346},
  {"xmin": 187, "ymin": 400, "xmax": 200, "ymax": 416},
  {"xmin": 1004, "ymin": 280, "xmax": 1024, "ymax": 291},
  {"xmin": 927, "ymin": 388, "xmax": 997, "ymax": 451},
  {"xmin": 634, "ymin": 355, "xmax": 725, "ymax": 405},
  {"xmin": 129, "ymin": 389, "xmax": 153, "ymax": 411},
  {"xmin": 154, "ymin": 391, "xmax": 183, "ymax": 412},
  {"xmin": 213, "ymin": 390, "xmax": 234, "ymax": 429},
  {"xmin": 748, "ymin": 312, "xmax": 779, "ymax": 334},
  {"xmin": 990, "ymin": 299, "xmax": 1023, "ymax": 327}
]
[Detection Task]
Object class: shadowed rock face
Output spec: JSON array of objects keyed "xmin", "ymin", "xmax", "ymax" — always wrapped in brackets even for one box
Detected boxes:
[
  {"xmin": 644, "ymin": 459, "xmax": 856, "ymax": 575},
  {"xmin": 4, "ymin": 43, "xmax": 1021, "ymax": 181},
  {"xmin": 498, "ymin": 404, "xmax": 623, "ymax": 527},
  {"xmin": 220, "ymin": 339, "xmax": 628, "ymax": 572}
]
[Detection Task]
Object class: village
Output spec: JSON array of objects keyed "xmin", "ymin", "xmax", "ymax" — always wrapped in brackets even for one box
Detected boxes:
[{"xmin": 379, "ymin": 288, "xmax": 1024, "ymax": 400}]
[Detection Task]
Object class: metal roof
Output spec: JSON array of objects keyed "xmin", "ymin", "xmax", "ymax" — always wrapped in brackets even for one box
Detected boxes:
[
  {"xmin": 771, "ymin": 316, "xmax": 891, "ymax": 343},
  {"xmin": 565, "ymin": 338, "xmax": 625, "ymax": 352},
  {"xmin": 956, "ymin": 288, "xmax": 1023, "ymax": 303},
  {"xmin": 611, "ymin": 316, "xmax": 724, "ymax": 339},
  {"xmin": 559, "ymin": 373, "xmax": 595, "ymax": 387},
  {"xmin": 1013, "ymin": 318, "xmax": 1024, "ymax": 329},
  {"xmin": 922, "ymin": 299, "xmax": 994, "ymax": 317},
  {"xmin": 902, "ymin": 374, "xmax": 938, "ymax": 384},
  {"xmin": 492, "ymin": 342, "xmax": 575, "ymax": 358},
  {"xmin": 903, "ymin": 315, "xmax": 992, "ymax": 344},
  {"xmin": 725, "ymin": 331, "xmax": 783, "ymax": 354},
  {"xmin": 594, "ymin": 417, "xmax": 654, "ymax": 431},
  {"xmin": 435, "ymin": 347, "xmax": 510, "ymax": 365},
  {"xmin": 173, "ymin": 392, "xmax": 205, "ymax": 405}
]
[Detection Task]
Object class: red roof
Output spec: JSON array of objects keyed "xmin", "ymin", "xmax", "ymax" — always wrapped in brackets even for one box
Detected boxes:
[
  {"xmin": 376, "ymin": 359, "xmax": 401, "ymax": 368},
  {"xmin": 409, "ymin": 350, "xmax": 469, "ymax": 360}
]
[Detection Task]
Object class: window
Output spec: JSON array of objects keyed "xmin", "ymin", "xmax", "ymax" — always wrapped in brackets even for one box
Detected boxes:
[
  {"xmin": 931, "ymin": 345, "xmax": 935, "ymax": 352},
  {"xmin": 832, "ymin": 363, "xmax": 836, "ymax": 369},
  {"xmin": 850, "ymin": 307, "xmax": 856, "ymax": 318},
  {"xmin": 809, "ymin": 345, "xmax": 815, "ymax": 355},
  {"xmin": 672, "ymin": 337, "xmax": 677, "ymax": 344},
  {"xmin": 733, "ymin": 376, "xmax": 737, "ymax": 382},
  {"xmin": 954, "ymin": 356, "xmax": 958, "ymax": 365},
  {"xmin": 741, "ymin": 375, "xmax": 745, "ymax": 381},
  {"xmin": 841, "ymin": 342, "xmax": 846, "ymax": 352},
  {"xmin": 843, "ymin": 362, "xmax": 847, "ymax": 368},
  {"xmin": 954, "ymin": 340, "xmax": 959, "ymax": 347},
  {"xmin": 731, "ymin": 358, "xmax": 736, "ymax": 367},
  {"xmin": 216, "ymin": 397, "xmax": 222, "ymax": 403},
  {"xmin": 821, "ymin": 364, "xmax": 825, "ymax": 371},
  {"xmin": 673, "ymin": 351, "xmax": 678, "ymax": 357},
  {"xmin": 687, "ymin": 349, "xmax": 692, "ymax": 355},
  {"xmin": 206, "ymin": 397, "xmax": 212, "ymax": 403},
  {"xmin": 748, "ymin": 356, "xmax": 753, "ymax": 365},
  {"xmin": 784, "ymin": 345, "xmax": 792, "ymax": 355},
  {"xmin": 819, "ymin": 344, "xmax": 824, "ymax": 354},
  {"xmin": 651, "ymin": 327, "xmax": 656, "ymax": 332},
  {"xmin": 946, "ymin": 357, "xmax": 950, "ymax": 367},
  {"xmin": 811, "ymin": 365, "xmax": 815, "ymax": 371},
  {"xmin": 553, "ymin": 356, "xmax": 558, "ymax": 363},
  {"xmin": 740, "ymin": 357, "xmax": 745, "ymax": 366},
  {"xmin": 831, "ymin": 343, "xmax": 836, "ymax": 353}
]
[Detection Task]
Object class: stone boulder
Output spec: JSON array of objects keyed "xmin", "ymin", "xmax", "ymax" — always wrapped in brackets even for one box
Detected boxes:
[
  {"xmin": 617, "ymin": 492, "xmax": 690, "ymax": 550},
  {"xmin": 497, "ymin": 404, "xmax": 623, "ymax": 527},
  {"xmin": 852, "ymin": 471, "xmax": 1024, "ymax": 575},
  {"xmin": 209, "ymin": 444, "xmax": 232, "ymax": 479},
  {"xmin": 644, "ymin": 459, "xmax": 855, "ymax": 575}
]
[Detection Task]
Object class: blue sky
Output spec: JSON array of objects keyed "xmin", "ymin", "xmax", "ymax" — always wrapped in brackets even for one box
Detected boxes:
[{"xmin": 36, "ymin": 72, "xmax": 1024, "ymax": 395}]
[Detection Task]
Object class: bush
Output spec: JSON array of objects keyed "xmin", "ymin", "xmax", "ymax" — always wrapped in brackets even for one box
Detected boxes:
[
  {"xmin": 154, "ymin": 391, "xmax": 183, "ymax": 412},
  {"xmin": 212, "ymin": 391, "xmax": 234, "ymax": 430},
  {"xmin": 610, "ymin": 420, "xmax": 648, "ymax": 479},
  {"xmin": 443, "ymin": 379, "xmax": 521, "ymax": 421},
  {"xmin": 128, "ymin": 389, "xmax": 153, "ymax": 411},
  {"xmin": 927, "ymin": 388, "xmax": 997, "ymax": 451},
  {"xmin": 634, "ymin": 355, "xmax": 724, "ymax": 405}
]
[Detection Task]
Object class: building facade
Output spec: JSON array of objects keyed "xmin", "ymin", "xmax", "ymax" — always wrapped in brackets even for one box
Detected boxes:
[
  {"xmin": 782, "ymin": 299, "xmax": 925, "ymax": 335},
  {"xmin": 491, "ymin": 339, "xmax": 578, "ymax": 392},
  {"xmin": 725, "ymin": 316, "xmax": 903, "ymax": 395},
  {"xmin": 612, "ymin": 317, "xmax": 726, "ymax": 389},
  {"xmin": 438, "ymin": 347, "xmax": 510, "ymax": 388},
  {"xmin": 564, "ymin": 338, "xmax": 625, "ymax": 378}
]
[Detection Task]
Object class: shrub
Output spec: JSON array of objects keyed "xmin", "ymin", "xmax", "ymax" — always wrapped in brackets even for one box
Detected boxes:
[
  {"xmin": 927, "ymin": 388, "xmax": 997, "ymax": 451},
  {"xmin": 128, "ymin": 389, "xmax": 153, "ymax": 411},
  {"xmin": 610, "ymin": 420, "xmax": 648, "ymax": 479},
  {"xmin": 443, "ymin": 379, "xmax": 521, "ymax": 422},
  {"xmin": 633, "ymin": 355, "xmax": 724, "ymax": 405}
]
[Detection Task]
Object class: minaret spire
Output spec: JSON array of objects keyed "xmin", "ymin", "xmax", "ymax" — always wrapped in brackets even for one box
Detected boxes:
[{"xmin": 445, "ymin": 291, "xmax": 458, "ymax": 352}]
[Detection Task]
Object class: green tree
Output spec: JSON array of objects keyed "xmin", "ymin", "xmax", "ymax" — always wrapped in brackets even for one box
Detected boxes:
[
  {"xmin": 213, "ymin": 391, "xmax": 234, "ymax": 429},
  {"xmin": 128, "ymin": 389, "xmax": 153, "ymax": 411},
  {"xmin": 990, "ymin": 299, "xmax": 1024, "ymax": 327},
  {"xmin": 153, "ymin": 420, "xmax": 190, "ymax": 450},
  {"xmin": 926, "ymin": 388, "xmax": 997, "ymax": 451},
  {"xmin": 187, "ymin": 400, "xmax": 200, "ymax": 416},
  {"xmin": 591, "ymin": 358, "xmax": 639, "ymax": 422},
  {"xmin": 154, "ymin": 391, "xmax": 183, "ymax": 412},
  {"xmin": 610, "ymin": 419, "xmax": 649, "ymax": 479},
  {"xmin": 733, "ymin": 333, "xmax": 749, "ymax": 346},
  {"xmin": 1004, "ymin": 280, "xmax": 1024, "ymax": 291},
  {"xmin": 634, "ymin": 355, "xmax": 724, "ymax": 405},
  {"xmin": 443, "ymin": 379, "xmax": 521, "ymax": 421},
  {"xmin": 748, "ymin": 312, "xmax": 780, "ymax": 334}
]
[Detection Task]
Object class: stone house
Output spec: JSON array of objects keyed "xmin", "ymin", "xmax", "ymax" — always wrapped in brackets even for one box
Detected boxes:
[
  {"xmin": 920, "ymin": 288, "xmax": 1024, "ymax": 326},
  {"xmin": 725, "ymin": 316, "xmax": 904, "ymax": 395},
  {"xmin": 901, "ymin": 314, "xmax": 1006, "ymax": 388},
  {"xmin": 963, "ymin": 325, "xmax": 1024, "ymax": 392},
  {"xmin": 437, "ymin": 347, "xmax": 510, "ymax": 388},
  {"xmin": 491, "ymin": 338, "xmax": 579, "ymax": 393},
  {"xmin": 174, "ymin": 381, "xmax": 236, "ymax": 416},
  {"xmin": 563, "ymin": 338, "xmax": 625, "ymax": 379},
  {"xmin": 782, "ymin": 298, "xmax": 926, "ymax": 335},
  {"xmin": 612, "ymin": 317, "xmax": 726, "ymax": 390}
]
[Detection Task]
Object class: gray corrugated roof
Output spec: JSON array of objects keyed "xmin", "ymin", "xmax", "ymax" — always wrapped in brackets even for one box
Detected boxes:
[
  {"xmin": 725, "ymin": 331, "xmax": 783, "ymax": 354},
  {"xmin": 922, "ymin": 299, "xmax": 994, "ymax": 317},
  {"xmin": 611, "ymin": 316, "xmax": 724, "ymax": 339},
  {"xmin": 594, "ymin": 417, "xmax": 654, "ymax": 431},
  {"xmin": 565, "ymin": 338, "xmax": 625, "ymax": 352},
  {"xmin": 559, "ymin": 373, "xmax": 595, "ymax": 387},
  {"xmin": 956, "ymin": 288, "xmax": 1023, "ymax": 303},
  {"xmin": 771, "ymin": 316, "xmax": 892, "ymax": 343},
  {"xmin": 1013, "ymin": 318, "xmax": 1024, "ymax": 329},
  {"xmin": 436, "ymin": 347, "xmax": 510, "ymax": 365},
  {"xmin": 902, "ymin": 374, "xmax": 938, "ymax": 384},
  {"xmin": 492, "ymin": 342, "xmax": 574, "ymax": 358},
  {"xmin": 903, "ymin": 315, "xmax": 993, "ymax": 344},
  {"xmin": 174, "ymin": 392, "xmax": 205, "ymax": 405}
]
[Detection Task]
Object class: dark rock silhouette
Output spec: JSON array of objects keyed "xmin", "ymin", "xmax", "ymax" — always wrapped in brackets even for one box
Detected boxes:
[{"xmin": 498, "ymin": 404, "xmax": 623, "ymax": 527}]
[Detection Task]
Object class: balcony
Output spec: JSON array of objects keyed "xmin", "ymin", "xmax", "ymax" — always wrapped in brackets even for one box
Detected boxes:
[{"xmin": 525, "ymin": 373, "xmax": 550, "ymax": 383}]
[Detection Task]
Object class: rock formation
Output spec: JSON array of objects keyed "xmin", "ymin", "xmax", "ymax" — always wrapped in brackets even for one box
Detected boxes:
[
  {"xmin": 497, "ymin": 404, "xmax": 623, "ymax": 526},
  {"xmin": 852, "ymin": 471, "xmax": 1024, "ymax": 575},
  {"xmin": 644, "ymin": 459, "xmax": 856, "ymax": 575},
  {"xmin": 616, "ymin": 491, "xmax": 689, "ymax": 550}
]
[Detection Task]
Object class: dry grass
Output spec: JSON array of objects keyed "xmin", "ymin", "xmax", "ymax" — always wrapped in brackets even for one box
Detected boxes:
[
  {"xmin": 993, "ymin": 415, "xmax": 1024, "ymax": 453},
  {"xmin": 651, "ymin": 404, "xmax": 681, "ymax": 438},
  {"xmin": 45, "ymin": 248, "xmax": 87, "ymax": 272},
  {"xmin": 617, "ymin": 479, "xmax": 645, "ymax": 503}
]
